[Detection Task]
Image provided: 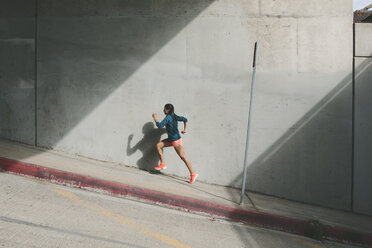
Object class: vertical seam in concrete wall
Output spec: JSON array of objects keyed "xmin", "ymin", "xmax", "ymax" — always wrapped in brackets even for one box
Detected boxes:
[
  {"xmin": 34, "ymin": 0, "xmax": 38, "ymax": 147},
  {"xmin": 353, "ymin": 23, "xmax": 355, "ymax": 58},
  {"xmin": 258, "ymin": 0, "xmax": 262, "ymax": 16},
  {"xmin": 185, "ymin": 19, "xmax": 189, "ymax": 76},
  {"xmin": 296, "ymin": 19, "xmax": 299, "ymax": 73},
  {"xmin": 351, "ymin": 23, "xmax": 355, "ymax": 212}
]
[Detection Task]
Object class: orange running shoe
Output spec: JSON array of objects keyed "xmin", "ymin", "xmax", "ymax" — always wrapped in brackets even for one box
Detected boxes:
[
  {"xmin": 154, "ymin": 163, "xmax": 167, "ymax": 170},
  {"xmin": 188, "ymin": 173, "xmax": 198, "ymax": 184}
]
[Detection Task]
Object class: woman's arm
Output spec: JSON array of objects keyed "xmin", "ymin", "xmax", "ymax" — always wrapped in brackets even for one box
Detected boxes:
[
  {"xmin": 175, "ymin": 115, "xmax": 188, "ymax": 134},
  {"xmin": 181, "ymin": 121, "xmax": 188, "ymax": 134},
  {"xmin": 153, "ymin": 114, "xmax": 169, "ymax": 128},
  {"xmin": 152, "ymin": 113, "xmax": 158, "ymax": 123}
]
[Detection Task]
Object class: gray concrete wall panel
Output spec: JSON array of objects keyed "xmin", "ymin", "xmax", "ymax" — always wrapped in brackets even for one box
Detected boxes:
[
  {"xmin": 246, "ymin": 71, "xmax": 353, "ymax": 210},
  {"xmin": 298, "ymin": 17, "xmax": 353, "ymax": 73},
  {"xmin": 0, "ymin": 0, "xmax": 36, "ymax": 17},
  {"xmin": 354, "ymin": 58, "xmax": 372, "ymax": 216},
  {"xmin": 36, "ymin": 4, "xmax": 256, "ymax": 186},
  {"xmin": 0, "ymin": 1, "xmax": 36, "ymax": 145},
  {"xmin": 260, "ymin": 0, "xmax": 352, "ymax": 17},
  {"xmin": 257, "ymin": 17, "xmax": 297, "ymax": 72},
  {"xmin": 38, "ymin": 0, "xmax": 259, "ymax": 17},
  {"xmin": 355, "ymin": 23, "xmax": 372, "ymax": 57}
]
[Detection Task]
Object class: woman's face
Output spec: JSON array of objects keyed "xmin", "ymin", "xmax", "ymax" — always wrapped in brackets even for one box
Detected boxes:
[{"xmin": 163, "ymin": 108, "xmax": 169, "ymax": 115}]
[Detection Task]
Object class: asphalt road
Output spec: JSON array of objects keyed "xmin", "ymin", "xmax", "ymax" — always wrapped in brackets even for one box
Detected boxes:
[{"xmin": 0, "ymin": 172, "xmax": 358, "ymax": 248}]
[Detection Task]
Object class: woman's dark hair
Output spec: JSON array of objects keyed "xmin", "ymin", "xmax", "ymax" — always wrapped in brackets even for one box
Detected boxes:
[
  {"xmin": 164, "ymin": 103, "xmax": 174, "ymax": 114},
  {"xmin": 164, "ymin": 103, "xmax": 176, "ymax": 119}
]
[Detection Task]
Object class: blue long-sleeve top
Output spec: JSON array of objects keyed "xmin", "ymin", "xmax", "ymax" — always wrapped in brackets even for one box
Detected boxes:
[{"xmin": 156, "ymin": 114, "xmax": 188, "ymax": 141}]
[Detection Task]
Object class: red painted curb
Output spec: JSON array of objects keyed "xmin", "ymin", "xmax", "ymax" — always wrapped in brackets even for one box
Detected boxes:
[{"xmin": 0, "ymin": 156, "xmax": 371, "ymax": 247}]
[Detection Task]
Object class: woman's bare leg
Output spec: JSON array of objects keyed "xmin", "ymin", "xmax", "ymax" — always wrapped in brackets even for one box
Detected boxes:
[
  {"xmin": 174, "ymin": 145, "xmax": 195, "ymax": 174},
  {"xmin": 156, "ymin": 139, "xmax": 172, "ymax": 164}
]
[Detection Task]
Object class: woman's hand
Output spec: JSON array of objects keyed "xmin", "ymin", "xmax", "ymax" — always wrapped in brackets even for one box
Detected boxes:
[
  {"xmin": 182, "ymin": 122, "xmax": 188, "ymax": 134},
  {"xmin": 152, "ymin": 113, "xmax": 157, "ymax": 122}
]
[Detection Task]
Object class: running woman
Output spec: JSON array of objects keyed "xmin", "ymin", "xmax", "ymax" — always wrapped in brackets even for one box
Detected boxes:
[{"xmin": 152, "ymin": 103, "xmax": 198, "ymax": 184}]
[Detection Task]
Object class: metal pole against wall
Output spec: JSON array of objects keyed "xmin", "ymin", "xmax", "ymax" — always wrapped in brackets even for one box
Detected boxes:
[
  {"xmin": 35, "ymin": 0, "xmax": 38, "ymax": 147},
  {"xmin": 240, "ymin": 42, "xmax": 258, "ymax": 205}
]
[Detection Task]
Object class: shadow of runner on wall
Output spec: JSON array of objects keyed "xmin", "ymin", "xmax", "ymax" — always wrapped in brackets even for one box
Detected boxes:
[{"xmin": 127, "ymin": 122, "xmax": 166, "ymax": 173}]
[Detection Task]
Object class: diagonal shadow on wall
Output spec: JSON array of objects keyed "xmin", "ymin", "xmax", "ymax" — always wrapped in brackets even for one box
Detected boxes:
[
  {"xmin": 36, "ymin": 0, "xmax": 216, "ymax": 150},
  {"xmin": 230, "ymin": 58, "xmax": 372, "ymax": 241},
  {"xmin": 0, "ymin": 0, "xmax": 217, "ymax": 170},
  {"xmin": 228, "ymin": 57, "xmax": 372, "ymax": 247}
]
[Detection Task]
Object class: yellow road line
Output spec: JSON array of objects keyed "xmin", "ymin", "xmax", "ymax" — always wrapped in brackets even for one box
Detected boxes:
[
  {"xmin": 292, "ymin": 238, "xmax": 323, "ymax": 248},
  {"xmin": 27, "ymin": 177, "xmax": 49, "ymax": 185},
  {"xmin": 54, "ymin": 189, "xmax": 191, "ymax": 248}
]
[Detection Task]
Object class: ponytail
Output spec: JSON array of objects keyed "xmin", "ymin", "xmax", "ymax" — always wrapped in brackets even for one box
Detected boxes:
[{"xmin": 164, "ymin": 103, "xmax": 176, "ymax": 120}]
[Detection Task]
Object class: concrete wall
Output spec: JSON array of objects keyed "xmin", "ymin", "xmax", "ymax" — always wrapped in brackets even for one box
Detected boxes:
[
  {"xmin": 355, "ymin": 23, "xmax": 372, "ymax": 56},
  {"xmin": 36, "ymin": 0, "xmax": 257, "ymax": 181},
  {"xmin": 1, "ymin": 0, "xmax": 356, "ymax": 211},
  {"xmin": 354, "ymin": 23, "xmax": 372, "ymax": 216},
  {"xmin": 244, "ymin": 3, "xmax": 353, "ymax": 210},
  {"xmin": 0, "ymin": 0, "xmax": 36, "ymax": 144}
]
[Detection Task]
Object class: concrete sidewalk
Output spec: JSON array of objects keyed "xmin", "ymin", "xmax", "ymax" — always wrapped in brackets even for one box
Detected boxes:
[{"xmin": 0, "ymin": 138, "xmax": 371, "ymax": 247}]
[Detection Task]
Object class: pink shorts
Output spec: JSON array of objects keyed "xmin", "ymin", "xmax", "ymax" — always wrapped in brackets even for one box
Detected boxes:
[{"xmin": 171, "ymin": 138, "xmax": 183, "ymax": 147}]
